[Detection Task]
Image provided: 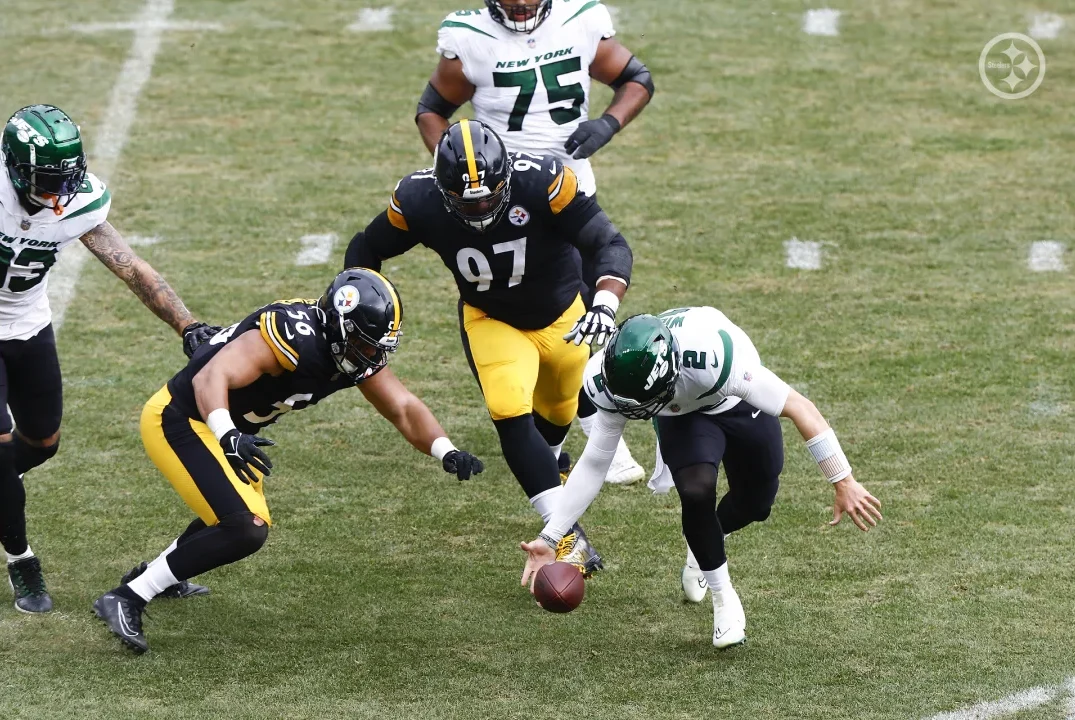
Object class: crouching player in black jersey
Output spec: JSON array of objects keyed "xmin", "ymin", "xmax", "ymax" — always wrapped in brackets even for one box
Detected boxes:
[{"xmin": 92, "ymin": 268, "xmax": 483, "ymax": 653}]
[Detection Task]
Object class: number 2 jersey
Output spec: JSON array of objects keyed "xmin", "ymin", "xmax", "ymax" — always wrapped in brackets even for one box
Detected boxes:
[
  {"xmin": 0, "ymin": 169, "xmax": 111, "ymax": 340},
  {"xmin": 166, "ymin": 300, "xmax": 365, "ymax": 434},
  {"xmin": 583, "ymin": 306, "xmax": 793, "ymax": 421},
  {"xmin": 349, "ymin": 153, "xmax": 632, "ymax": 330},
  {"xmin": 437, "ymin": 0, "xmax": 617, "ymax": 195}
]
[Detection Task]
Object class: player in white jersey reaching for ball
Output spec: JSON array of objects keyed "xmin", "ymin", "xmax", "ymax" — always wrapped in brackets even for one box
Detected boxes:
[
  {"xmin": 0, "ymin": 105, "xmax": 217, "ymax": 613},
  {"xmin": 415, "ymin": 0, "xmax": 655, "ymax": 485},
  {"xmin": 520, "ymin": 309, "xmax": 882, "ymax": 648}
]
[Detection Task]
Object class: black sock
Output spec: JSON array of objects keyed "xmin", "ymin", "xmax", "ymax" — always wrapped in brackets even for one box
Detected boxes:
[
  {"xmin": 493, "ymin": 415, "xmax": 562, "ymax": 499},
  {"xmin": 0, "ymin": 439, "xmax": 28, "ymax": 556},
  {"xmin": 112, "ymin": 584, "xmax": 147, "ymax": 606},
  {"xmin": 531, "ymin": 412, "xmax": 571, "ymax": 448},
  {"xmin": 176, "ymin": 517, "xmax": 208, "ymax": 546}
]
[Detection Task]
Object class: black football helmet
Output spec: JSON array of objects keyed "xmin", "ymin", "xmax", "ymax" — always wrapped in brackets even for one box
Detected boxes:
[
  {"xmin": 316, "ymin": 268, "xmax": 403, "ymax": 382},
  {"xmin": 433, "ymin": 119, "xmax": 512, "ymax": 233},
  {"xmin": 485, "ymin": 0, "xmax": 553, "ymax": 33}
]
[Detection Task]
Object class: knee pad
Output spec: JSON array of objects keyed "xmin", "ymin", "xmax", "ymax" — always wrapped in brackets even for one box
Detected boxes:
[
  {"xmin": 674, "ymin": 463, "xmax": 719, "ymax": 508},
  {"xmin": 14, "ymin": 435, "xmax": 59, "ymax": 475},
  {"xmin": 218, "ymin": 512, "xmax": 269, "ymax": 556}
]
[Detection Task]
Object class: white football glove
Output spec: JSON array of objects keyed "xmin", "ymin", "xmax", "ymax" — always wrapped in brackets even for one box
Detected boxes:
[{"xmin": 564, "ymin": 290, "xmax": 620, "ymax": 347}]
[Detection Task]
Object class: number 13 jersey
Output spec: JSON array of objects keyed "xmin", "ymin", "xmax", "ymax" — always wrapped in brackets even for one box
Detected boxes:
[
  {"xmin": 0, "ymin": 170, "xmax": 111, "ymax": 340},
  {"xmin": 437, "ymin": 1, "xmax": 616, "ymax": 195}
]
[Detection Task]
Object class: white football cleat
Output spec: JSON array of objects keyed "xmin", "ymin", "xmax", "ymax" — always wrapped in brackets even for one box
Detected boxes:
[
  {"xmin": 604, "ymin": 437, "xmax": 645, "ymax": 485},
  {"xmin": 712, "ymin": 589, "xmax": 747, "ymax": 649},
  {"xmin": 681, "ymin": 564, "xmax": 708, "ymax": 603}
]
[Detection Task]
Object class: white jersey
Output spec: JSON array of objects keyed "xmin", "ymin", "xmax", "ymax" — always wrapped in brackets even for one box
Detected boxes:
[
  {"xmin": 437, "ymin": 0, "xmax": 616, "ymax": 195},
  {"xmin": 0, "ymin": 171, "xmax": 110, "ymax": 340},
  {"xmin": 544, "ymin": 307, "xmax": 793, "ymax": 536},
  {"xmin": 582, "ymin": 306, "xmax": 791, "ymax": 420}
]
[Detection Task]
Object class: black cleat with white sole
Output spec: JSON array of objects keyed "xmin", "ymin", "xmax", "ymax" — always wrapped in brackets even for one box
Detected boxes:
[
  {"xmin": 93, "ymin": 591, "xmax": 149, "ymax": 654},
  {"xmin": 121, "ymin": 561, "xmax": 209, "ymax": 599},
  {"xmin": 8, "ymin": 556, "xmax": 53, "ymax": 614}
]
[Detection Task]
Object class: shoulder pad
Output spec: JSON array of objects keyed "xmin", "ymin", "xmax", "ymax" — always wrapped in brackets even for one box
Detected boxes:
[
  {"xmin": 582, "ymin": 353, "xmax": 617, "ymax": 412},
  {"xmin": 257, "ymin": 303, "xmax": 321, "ymax": 372},
  {"xmin": 60, "ymin": 172, "xmax": 111, "ymax": 225},
  {"xmin": 388, "ymin": 169, "xmax": 440, "ymax": 230}
]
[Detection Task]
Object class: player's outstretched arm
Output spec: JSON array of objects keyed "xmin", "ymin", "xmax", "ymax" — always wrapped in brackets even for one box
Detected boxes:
[
  {"xmin": 564, "ymin": 40, "xmax": 654, "ymax": 160},
  {"xmin": 192, "ymin": 329, "xmax": 284, "ymax": 483},
  {"xmin": 779, "ymin": 388, "xmax": 883, "ymax": 532},
  {"xmin": 416, "ymin": 56, "xmax": 475, "ymax": 154},
  {"xmin": 358, "ymin": 366, "xmax": 483, "ymax": 481},
  {"xmin": 81, "ymin": 220, "xmax": 198, "ymax": 336},
  {"xmin": 344, "ymin": 210, "xmax": 421, "ymax": 271},
  {"xmin": 521, "ymin": 409, "xmax": 627, "ymax": 588}
]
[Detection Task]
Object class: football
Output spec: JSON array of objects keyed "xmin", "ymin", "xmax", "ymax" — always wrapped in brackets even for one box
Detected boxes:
[{"xmin": 533, "ymin": 562, "xmax": 585, "ymax": 613}]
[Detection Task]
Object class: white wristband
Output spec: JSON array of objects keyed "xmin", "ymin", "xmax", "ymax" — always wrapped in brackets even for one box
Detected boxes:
[
  {"xmin": 592, "ymin": 289, "xmax": 620, "ymax": 314},
  {"xmin": 805, "ymin": 428, "xmax": 852, "ymax": 483},
  {"xmin": 206, "ymin": 408, "xmax": 237, "ymax": 441},
  {"xmin": 430, "ymin": 436, "xmax": 457, "ymax": 461}
]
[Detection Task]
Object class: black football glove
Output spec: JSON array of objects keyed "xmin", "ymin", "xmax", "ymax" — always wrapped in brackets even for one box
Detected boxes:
[
  {"xmin": 564, "ymin": 303, "xmax": 617, "ymax": 347},
  {"xmin": 442, "ymin": 450, "xmax": 484, "ymax": 481},
  {"xmin": 182, "ymin": 322, "xmax": 223, "ymax": 359},
  {"xmin": 563, "ymin": 114, "xmax": 621, "ymax": 160},
  {"xmin": 220, "ymin": 429, "xmax": 275, "ymax": 484}
]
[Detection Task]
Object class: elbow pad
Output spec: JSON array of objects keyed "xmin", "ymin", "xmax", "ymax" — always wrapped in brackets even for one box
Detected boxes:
[
  {"xmin": 416, "ymin": 82, "xmax": 461, "ymax": 122},
  {"xmin": 610, "ymin": 55, "xmax": 654, "ymax": 97}
]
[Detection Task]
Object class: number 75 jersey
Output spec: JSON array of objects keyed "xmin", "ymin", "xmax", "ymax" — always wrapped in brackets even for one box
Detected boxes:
[
  {"xmin": 437, "ymin": 1, "xmax": 616, "ymax": 194},
  {"xmin": 0, "ymin": 170, "xmax": 111, "ymax": 340}
]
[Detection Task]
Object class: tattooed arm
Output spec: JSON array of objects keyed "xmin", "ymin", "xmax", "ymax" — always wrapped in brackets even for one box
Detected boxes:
[{"xmin": 80, "ymin": 221, "xmax": 197, "ymax": 336}]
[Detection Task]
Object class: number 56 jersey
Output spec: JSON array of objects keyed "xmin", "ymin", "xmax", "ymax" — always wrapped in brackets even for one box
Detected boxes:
[
  {"xmin": 437, "ymin": 1, "xmax": 616, "ymax": 195},
  {"xmin": 166, "ymin": 300, "xmax": 362, "ymax": 434}
]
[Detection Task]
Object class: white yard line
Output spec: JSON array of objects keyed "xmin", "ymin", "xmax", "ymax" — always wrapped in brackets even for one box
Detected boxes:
[
  {"xmin": 347, "ymin": 7, "xmax": 395, "ymax": 32},
  {"xmin": 1064, "ymin": 677, "xmax": 1075, "ymax": 720},
  {"xmin": 1029, "ymin": 12, "xmax": 1064, "ymax": 39},
  {"xmin": 784, "ymin": 237, "xmax": 822, "ymax": 270},
  {"xmin": 295, "ymin": 233, "xmax": 338, "ymax": 266},
  {"xmin": 69, "ymin": 19, "xmax": 223, "ymax": 33},
  {"xmin": 1028, "ymin": 241, "xmax": 1065, "ymax": 272},
  {"xmin": 803, "ymin": 8, "xmax": 841, "ymax": 36},
  {"xmin": 48, "ymin": 0, "xmax": 174, "ymax": 331},
  {"xmin": 924, "ymin": 686, "xmax": 1057, "ymax": 720},
  {"xmin": 126, "ymin": 235, "xmax": 163, "ymax": 247}
]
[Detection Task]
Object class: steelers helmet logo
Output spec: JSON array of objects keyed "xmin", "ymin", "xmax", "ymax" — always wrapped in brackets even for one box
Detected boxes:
[
  {"xmin": 333, "ymin": 284, "xmax": 360, "ymax": 313},
  {"xmin": 508, "ymin": 205, "xmax": 530, "ymax": 226}
]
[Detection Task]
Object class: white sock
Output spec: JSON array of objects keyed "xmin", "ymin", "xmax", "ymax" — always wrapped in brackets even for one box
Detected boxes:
[
  {"xmin": 685, "ymin": 544, "xmax": 698, "ymax": 569},
  {"xmin": 155, "ymin": 539, "xmax": 178, "ymax": 565},
  {"xmin": 530, "ymin": 485, "xmax": 562, "ymax": 522},
  {"xmin": 6, "ymin": 546, "xmax": 34, "ymax": 564},
  {"xmin": 549, "ymin": 441, "xmax": 564, "ymax": 460},
  {"xmin": 578, "ymin": 413, "xmax": 594, "ymax": 437},
  {"xmin": 701, "ymin": 562, "xmax": 732, "ymax": 596},
  {"xmin": 127, "ymin": 556, "xmax": 179, "ymax": 603}
]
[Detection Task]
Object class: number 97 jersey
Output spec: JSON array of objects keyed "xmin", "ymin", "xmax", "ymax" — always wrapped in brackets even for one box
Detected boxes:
[{"xmin": 437, "ymin": 0, "xmax": 616, "ymax": 195}]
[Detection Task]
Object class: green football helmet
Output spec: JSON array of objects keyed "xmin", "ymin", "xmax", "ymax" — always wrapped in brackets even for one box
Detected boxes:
[
  {"xmin": 601, "ymin": 314, "xmax": 681, "ymax": 420},
  {"xmin": 2, "ymin": 105, "xmax": 87, "ymax": 209}
]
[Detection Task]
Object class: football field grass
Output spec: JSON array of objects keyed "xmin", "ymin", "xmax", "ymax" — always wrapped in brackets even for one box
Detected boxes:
[{"xmin": 2, "ymin": 1, "xmax": 1074, "ymax": 718}]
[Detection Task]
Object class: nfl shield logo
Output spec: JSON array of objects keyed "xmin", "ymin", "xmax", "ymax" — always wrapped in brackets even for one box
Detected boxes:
[
  {"xmin": 508, "ymin": 206, "xmax": 530, "ymax": 226},
  {"xmin": 20, "ymin": 219, "xmax": 31, "ymax": 230},
  {"xmin": 527, "ymin": 38, "xmax": 536, "ymax": 48}
]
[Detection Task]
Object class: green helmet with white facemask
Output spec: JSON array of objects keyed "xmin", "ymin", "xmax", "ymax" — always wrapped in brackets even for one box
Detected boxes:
[
  {"xmin": 2, "ymin": 105, "xmax": 87, "ymax": 209},
  {"xmin": 601, "ymin": 314, "xmax": 681, "ymax": 420}
]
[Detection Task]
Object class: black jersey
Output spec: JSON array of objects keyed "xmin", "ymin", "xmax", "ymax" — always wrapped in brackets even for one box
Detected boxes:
[
  {"xmin": 346, "ymin": 154, "xmax": 632, "ymax": 330},
  {"xmin": 167, "ymin": 300, "xmax": 363, "ymax": 434}
]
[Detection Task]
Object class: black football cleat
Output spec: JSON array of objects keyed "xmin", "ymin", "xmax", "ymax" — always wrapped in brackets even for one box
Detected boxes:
[
  {"xmin": 554, "ymin": 523, "xmax": 604, "ymax": 578},
  {"xmin": 8, "ymin": 556, "xmax": 53, "ymax": 614},
  {"xmin": 93, "ymin": 591, "xmax": 148, "ymax": 654},
  {"xmin": 121, "ymin": 561, "xmax": 209, "ymax": 599}
]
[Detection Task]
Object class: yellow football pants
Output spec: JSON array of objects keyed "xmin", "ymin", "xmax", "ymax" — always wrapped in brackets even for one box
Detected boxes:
[
  {"xmin": 461, "ymin": 295, "xmax": 589, "ymax": 424},
  {"xmin": 140, "ymin": 386, "xmax": 272, "ymax": 526}
]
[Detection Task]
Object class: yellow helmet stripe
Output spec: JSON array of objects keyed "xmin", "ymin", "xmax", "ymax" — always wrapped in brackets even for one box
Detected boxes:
[
  {"xmin": 459, "ymin": 118, "xmax": 480, "ymax": 189},
  {"xmin": 365, "ymin": 268, "xmax": 401, "ymax": 336}
]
